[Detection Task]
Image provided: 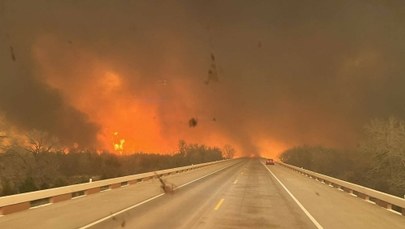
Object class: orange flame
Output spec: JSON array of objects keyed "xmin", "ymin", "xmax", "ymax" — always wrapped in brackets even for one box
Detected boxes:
[{"xmin": 31, "ymin": 38, "xmax": 291, "ymax": 155}]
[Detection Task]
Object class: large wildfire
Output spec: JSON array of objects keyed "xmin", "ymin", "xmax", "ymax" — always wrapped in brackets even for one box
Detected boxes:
[
  {"xmin": 2, "ymin": 1, "xmax": 405, "ymax": 158},
  {"xmin": 30, "ymin": 38, "xmax": 245, "ymax": 154}
]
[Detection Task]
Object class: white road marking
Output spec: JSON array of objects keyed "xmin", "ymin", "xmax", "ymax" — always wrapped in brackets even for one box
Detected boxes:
[
  {"xmin": 72, "ymin": 195, "xmax": 85, "ymax": 200},
  {"xmin": 387, "ymin": 209, "xmax": 401, "ymax": 215},
  {"xmin": 78, "ymin": 194, "xmax": 165, "ymax": 229},
  {"xmin": 79, "ymin": 162, "xmax": 237, "ymax": 229},
  {"xmin": 29, "ymin": 203, "xmax": 53, "ymax": 209},
  {"xmin": 365, "ymin": 200, "xmax": 376, "ymax": 204},
  {"xmin": 262, "ymin": 164, "xmax": 324, "ymax": 229}
]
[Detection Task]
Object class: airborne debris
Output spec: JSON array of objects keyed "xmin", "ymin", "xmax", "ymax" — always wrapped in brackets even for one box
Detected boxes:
[
  {"xmin": 9, "ymin": 46, "xmax": 16, "ymax": 61},
  {"xmin": 205, "ymin": 52, "xmax": 219, "ymax": 85},
  {"xmin": 154, "ymin": 172, "xmax": 175, "ymax": 194},
  {"xmin": 188, "ymin": 118, "xmax": 198, "ymax": 127}
]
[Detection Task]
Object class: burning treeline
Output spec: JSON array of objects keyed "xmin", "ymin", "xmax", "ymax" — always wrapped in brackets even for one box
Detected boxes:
[{"xmin": 0, "ymin": 140, "xmax": 228, "ymax": 196}]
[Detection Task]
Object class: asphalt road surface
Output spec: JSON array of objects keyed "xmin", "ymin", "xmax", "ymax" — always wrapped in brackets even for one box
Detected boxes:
[
  {"xmin": 1, "ymin": 158, "xmax": 404, "ymax": 229},
  {"xmin": 91, "ymin": 159, "xmax": 316, "ymax": 229}
]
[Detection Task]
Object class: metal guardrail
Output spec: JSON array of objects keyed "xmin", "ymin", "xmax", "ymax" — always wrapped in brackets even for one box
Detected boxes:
[
  {"xmin": 0, "ymin": 159, "xmax": 233, "ymax": 215},
  {"xmin": 278, "ymin": 162, "xmax": 405, "ymax": 216}
]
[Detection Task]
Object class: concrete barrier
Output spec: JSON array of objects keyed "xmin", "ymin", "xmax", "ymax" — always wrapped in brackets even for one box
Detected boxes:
[
  {"xmin": 0, "ymin": 159, "xmax": 233, "ymax": 215},
  {"xmin": 278, "ymin": 162, "xmax": 405, "ymax": 216}
]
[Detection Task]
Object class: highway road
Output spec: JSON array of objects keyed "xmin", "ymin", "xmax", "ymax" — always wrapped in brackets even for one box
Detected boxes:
[
  {"xmin": 1, "ymin": 158, "xmax": 404, "ymax": 228},
  {"xmin": 90, "ymin": 158, "xmax": 316, "ymax": 229}
]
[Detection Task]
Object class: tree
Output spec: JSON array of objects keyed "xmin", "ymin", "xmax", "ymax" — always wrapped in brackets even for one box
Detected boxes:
[
  {"xmin": 178, "ymin": 140, "xmax": 186, "ymax": 156},
  {"xmin": 25, "ymin": 130, "xmax": 59, "ymax": 156},
  {"xmin": 360, "ymin": 117, "xmax": 405, "ymax": 195},
  {"xmin": 0, "ymin": 116, "xmax": 14, "ymax": 153},
  {"xmin": 1, "ymin": 179, "xmax": 16, "ymax": 196},
  {"xmin": 18, "ymin": 176, "xmax": 38, "ymax": 193},
  {"xmin": 280, "ymin": 146, "xmax": 313, "ymax": 169},
  {"xmin": 0, "ymin": 132, "xmax": 7, "ymax": 152},
  {"xmin": 223, "ymin": 144, "xmax": 236, "ymax": 159}
]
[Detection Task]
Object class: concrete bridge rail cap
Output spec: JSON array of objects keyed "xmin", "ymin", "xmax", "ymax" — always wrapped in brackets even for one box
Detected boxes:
[
  {"xmin": 278, "ymin": 162, "xmax": 405, "ymax": 209},
  {"xmin": 0, "ymin": 159, "xmax": 231, "ymax": 208}
]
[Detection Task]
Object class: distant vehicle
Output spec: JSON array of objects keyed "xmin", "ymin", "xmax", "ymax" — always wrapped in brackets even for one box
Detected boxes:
[{"xmin": 265, "ymin": 159, "xmax": 275, "ymax": 165}]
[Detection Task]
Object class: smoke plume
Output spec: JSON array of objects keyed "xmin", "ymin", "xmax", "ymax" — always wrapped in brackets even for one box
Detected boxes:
[{"xmin": 1, "ymin": 1, "xmax": 405, "ymax": 156}]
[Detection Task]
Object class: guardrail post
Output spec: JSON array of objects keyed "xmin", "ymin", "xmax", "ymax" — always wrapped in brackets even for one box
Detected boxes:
[
  {"xmin": 142, "ymin": 176, "xmax": 153, "ymax": 182},
  {"xmin": 0, "ymin": 202, "xmax": 30, "ymax": 215},
  {"xmin": 356, "ymin": 193, "xmax": 370, "ymax": 201},
  {"xmin": 85, "ymin": 187, "xmax": 100, "ymax": 195},
  {"xmin": 376, "ymin": 200, "xmax": 391, "ymax": 209},
  {"xmin": 110, "ymin": 183, "xmax": 121, "ymax": 189},
  {"xmin": 51, "ymin": 193, "xmax": 72, "ymax": 203}
]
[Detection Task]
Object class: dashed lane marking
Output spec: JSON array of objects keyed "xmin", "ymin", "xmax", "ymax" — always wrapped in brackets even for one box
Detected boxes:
[
  {"xmin": 214, "ymin": 198, "xmax": 225, "ymax": 211},
  {"xmin": 79, "ymin": 163, "xmax": 236, "ymax": 229}
]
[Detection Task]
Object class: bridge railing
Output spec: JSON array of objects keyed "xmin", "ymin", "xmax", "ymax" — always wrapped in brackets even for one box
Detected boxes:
[
  {"xmin": 278, "ymin": 162, "xmax": 405, "ymax": 216},
  {"xmin": 0, "ymin": 159, "xmax": 233, "ymax": 215}
]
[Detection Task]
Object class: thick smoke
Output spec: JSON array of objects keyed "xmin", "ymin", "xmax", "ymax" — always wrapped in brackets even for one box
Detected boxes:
[
  {"xmin": 1, "ymin": 1, "xmax": 405, "ymax": 155},
  {"xmin": 0, "ymin": 1, "xmax": 99, "ymax": 147}
]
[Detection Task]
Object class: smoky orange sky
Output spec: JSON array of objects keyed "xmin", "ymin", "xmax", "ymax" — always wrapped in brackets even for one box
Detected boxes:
[{"xmin": 1, "ymin": 1, "xmax": 405, "ymax": 157}]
